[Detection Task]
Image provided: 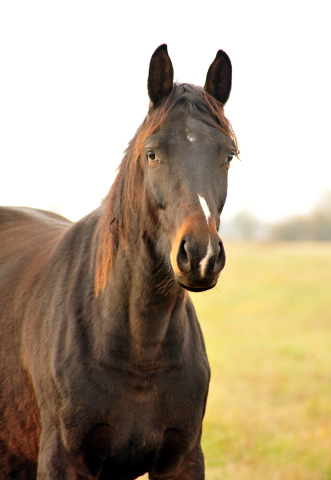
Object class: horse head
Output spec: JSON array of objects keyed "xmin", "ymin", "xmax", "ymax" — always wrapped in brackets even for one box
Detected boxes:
[{"xmin": 143, "ymin": 45, "xmax": 237, "ymax": 292}]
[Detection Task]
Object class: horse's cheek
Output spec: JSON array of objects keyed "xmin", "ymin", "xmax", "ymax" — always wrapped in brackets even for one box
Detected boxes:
[{"xmin": 146, "ymin": 174, "xmax": 166, "ymax": 211}]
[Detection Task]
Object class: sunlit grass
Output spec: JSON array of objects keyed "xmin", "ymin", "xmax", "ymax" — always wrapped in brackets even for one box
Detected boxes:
[{"xmin": 191, "ymin": 242, "xmax": 331, "ymax": 480}]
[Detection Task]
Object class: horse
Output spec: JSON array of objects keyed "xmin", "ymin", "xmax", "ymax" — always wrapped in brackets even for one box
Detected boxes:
[{"xmin": 0, "ymin": 44, "xmax": 238, "ymax": 479}]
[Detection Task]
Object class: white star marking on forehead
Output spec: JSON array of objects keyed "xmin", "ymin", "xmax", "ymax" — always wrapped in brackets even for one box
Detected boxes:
[
  {"xmin": 185, "ymin": 128, "xmax": 196, "ymax": 143},
  {"xmin": 187, "ymin": 132, "xmax": 196, "ymax": 142}
]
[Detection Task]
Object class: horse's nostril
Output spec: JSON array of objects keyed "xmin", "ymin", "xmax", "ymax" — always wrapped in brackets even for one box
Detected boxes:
[
  {"xmin": 176, "ymin": 239, "xmax": 190, "ymax": 273},
  {"xmin": 215, "ymin": 241, "xmax": 226, "ymax": 272}
]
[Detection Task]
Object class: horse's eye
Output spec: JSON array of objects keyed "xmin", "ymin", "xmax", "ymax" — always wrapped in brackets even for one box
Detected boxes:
[
  {"xmin": 147, "ymin": 150, "xmax": 158, "ymax": 163},
  {"xmin": 225, "ymin": 152, "xmax": 235, "ymax": 169}
]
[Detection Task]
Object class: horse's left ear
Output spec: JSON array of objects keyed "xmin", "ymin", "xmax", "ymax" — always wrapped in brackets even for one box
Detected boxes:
[
  {"xmin": 204, "ymin": 50, "xmax": 232, "ymax": 105},
  {"xmin": 148, "ymin": 44, "xmax": 174, "ymax": 107}
]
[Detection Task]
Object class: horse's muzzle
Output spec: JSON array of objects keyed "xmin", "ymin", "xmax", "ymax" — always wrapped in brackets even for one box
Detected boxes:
[{"xmin": 171, "ymin": 230, "xmax": 226, "ymax": 292}]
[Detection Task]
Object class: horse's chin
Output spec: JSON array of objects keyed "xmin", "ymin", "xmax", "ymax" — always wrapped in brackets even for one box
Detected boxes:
[{"xmin": 176, "ymin": 278, "xmax": 218, "ymax": 293}]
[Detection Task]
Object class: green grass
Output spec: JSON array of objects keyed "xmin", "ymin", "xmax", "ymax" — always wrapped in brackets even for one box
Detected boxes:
[{"xmin": 191, "ymin": 242, "xmax": 331, "ymax": 480}]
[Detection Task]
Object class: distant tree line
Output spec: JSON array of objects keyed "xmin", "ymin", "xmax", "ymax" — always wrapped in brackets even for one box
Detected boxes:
[
  {"xmin": 221, "ymin": 191, "xmax": 331, "ymax": 241},
  {"xmin": 270, "ymin": 191, "xmax": 331, "ymax": 241}
]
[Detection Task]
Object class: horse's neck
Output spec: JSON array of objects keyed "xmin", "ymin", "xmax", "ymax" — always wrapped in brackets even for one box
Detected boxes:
[{"xmin": 99, "ymin": 232, "xmax": 188, "ymax": 364}]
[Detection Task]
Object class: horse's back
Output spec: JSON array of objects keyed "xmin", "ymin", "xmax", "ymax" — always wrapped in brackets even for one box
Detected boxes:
[
  {"xmin": 0, "ymin": 205, "xmax": 71, "ymax": 237},
  {"xmin": 0, "ymin": 206, "xmax": 71, "ymax": 479},
  {"xmin": 0, "ymin": 206, "xmax": 71, "ymax": 281}
]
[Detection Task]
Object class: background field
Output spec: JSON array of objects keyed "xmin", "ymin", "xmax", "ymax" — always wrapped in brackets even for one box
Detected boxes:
[
  {"xmin": 194, "ymin": 242, "xmax": 331, "ymax": 480},
  {"xmin": 140, "ymin": 242, "xmax": 331, "ymax": 479}
]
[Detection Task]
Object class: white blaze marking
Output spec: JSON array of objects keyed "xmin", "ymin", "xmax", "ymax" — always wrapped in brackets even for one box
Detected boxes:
[
  {"xmin": 199, "ymin": 238, "xmax": 213, "ymax": 277},
  {"xmin": 198, "ymin": 195, "xmax": 211, "ymax": 224}
]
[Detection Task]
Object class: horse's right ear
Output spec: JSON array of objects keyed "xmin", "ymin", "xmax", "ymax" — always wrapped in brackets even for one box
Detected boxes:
[{"xmin": 148, "ymin": 44, "xmax": 174, "ymax": 107}]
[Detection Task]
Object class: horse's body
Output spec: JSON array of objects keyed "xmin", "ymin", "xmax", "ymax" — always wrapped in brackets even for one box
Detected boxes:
[{"xmin": 0, "ymin": 45, "xmax": 238, "ymax": 479}]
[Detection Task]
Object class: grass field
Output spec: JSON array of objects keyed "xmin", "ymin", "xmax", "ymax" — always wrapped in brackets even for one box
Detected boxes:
[
  {"xmin": 193, "ymin": 242, "xmax": 331, "ymax": 480},
  {"xmin": 139, "ymin": 242, "xmax": 331, "ymax": 479}
]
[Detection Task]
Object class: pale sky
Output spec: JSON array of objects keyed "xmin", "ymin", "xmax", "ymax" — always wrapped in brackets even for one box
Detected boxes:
[{"xmin": 1, "ymin": 1, "xmax": 330, "ymax": 223}]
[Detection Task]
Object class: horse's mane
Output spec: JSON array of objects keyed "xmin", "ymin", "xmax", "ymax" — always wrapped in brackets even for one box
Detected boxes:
[{"xmin": 94, "ymin": 83, "xmax": 238, "ymax": 295}]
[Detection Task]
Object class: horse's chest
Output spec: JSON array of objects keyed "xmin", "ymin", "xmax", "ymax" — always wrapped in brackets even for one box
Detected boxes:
[
  {"xmin": 91, "ymin": 368, "xmax": 206, "ymax": 474},
  {"xmin": 83, "ymin": 361, "xmax": 208, "ymax": 423},
  {"xmin": 61, "ymin": 361, "xmax": 209, "ymax": 466}
]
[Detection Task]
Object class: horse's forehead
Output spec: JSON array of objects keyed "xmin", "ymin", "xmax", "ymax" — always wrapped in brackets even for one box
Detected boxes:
[
  {"xmin": 160, "ymin": 112, "xmax": 221, "ymax": 144},
  {"xmin": 183, "ymin": 116, "xmax": 218, "ymax": 142}
]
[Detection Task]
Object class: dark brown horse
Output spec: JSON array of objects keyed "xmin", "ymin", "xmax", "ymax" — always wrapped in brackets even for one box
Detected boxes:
[{"xmin": 0, "ymin": 45, "xmax": 238, "ymax": 479}]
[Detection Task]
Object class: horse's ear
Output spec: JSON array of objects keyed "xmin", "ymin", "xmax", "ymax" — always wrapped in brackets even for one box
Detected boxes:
[
  {"xmin": 148, "ymin": 44, "xmax": 174, "ymax": 107},
  {"xmin": 204, "ymin": 50, "xmax": 232, "ymax": 105}
]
